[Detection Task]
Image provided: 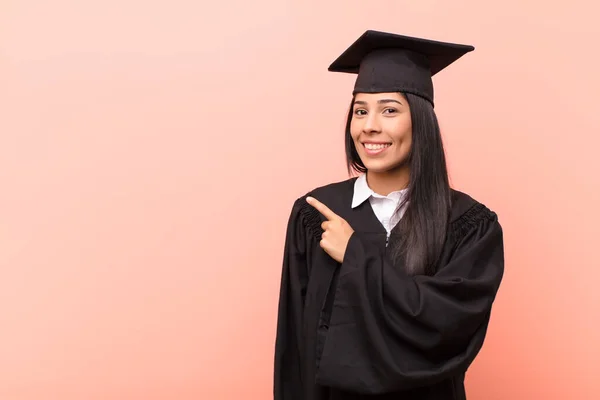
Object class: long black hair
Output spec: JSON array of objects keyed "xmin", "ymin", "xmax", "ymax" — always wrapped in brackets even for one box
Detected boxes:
[{"xmin": 345, "ymin": 92, "xmax": 452, "ymax": 275}]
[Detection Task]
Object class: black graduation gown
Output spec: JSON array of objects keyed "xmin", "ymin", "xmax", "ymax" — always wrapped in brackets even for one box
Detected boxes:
[{"xmin": 274, "ymin": 177, "xmax": 504, "ymax": 400}]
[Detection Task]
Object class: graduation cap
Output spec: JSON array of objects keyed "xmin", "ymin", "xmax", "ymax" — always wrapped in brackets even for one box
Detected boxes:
[{"xmin": 328, "ymin": 30, "xmax": 475, "ymax": 106}]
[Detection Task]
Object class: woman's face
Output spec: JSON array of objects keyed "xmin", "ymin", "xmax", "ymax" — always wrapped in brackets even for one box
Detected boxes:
[{"xmin": 350, "ymin": 92, "xmax": 412, "ymax": 174}]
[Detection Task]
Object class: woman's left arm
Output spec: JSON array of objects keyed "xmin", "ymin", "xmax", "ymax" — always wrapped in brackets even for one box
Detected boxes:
[{"xmin": 314, "ymin": 208, "xmax": 505, "ymax": 394}]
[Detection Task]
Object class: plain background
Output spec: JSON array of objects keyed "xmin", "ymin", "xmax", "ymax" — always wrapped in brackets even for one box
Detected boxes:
[{"xmin": 1, "ymin": 0, "xmax": 599, "ymax": 399}]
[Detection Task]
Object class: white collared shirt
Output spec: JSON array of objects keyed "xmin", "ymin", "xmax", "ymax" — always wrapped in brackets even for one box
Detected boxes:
[{"xmin": 351, "ymin": 174, "xmax": 408, "ymax": 239}]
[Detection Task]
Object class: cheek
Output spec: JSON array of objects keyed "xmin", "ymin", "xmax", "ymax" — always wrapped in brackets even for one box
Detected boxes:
[
  {"xmin": 350, "ymin": 121, "xmax": 361, "ymax": 141},
  {"xmin": 388, "ymin": 119, "xmax": 412, "ymax": 144}
]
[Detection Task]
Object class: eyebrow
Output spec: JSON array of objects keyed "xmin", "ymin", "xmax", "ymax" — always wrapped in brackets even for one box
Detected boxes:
[{"xmin": 353, "ymin": 99, "xmax": 403, "ymax": 106}]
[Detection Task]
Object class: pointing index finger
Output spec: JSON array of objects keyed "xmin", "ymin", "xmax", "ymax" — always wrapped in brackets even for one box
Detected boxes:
[{"xmin": 306, "ymin": 196, "xmax": 338, "ymax": 221}]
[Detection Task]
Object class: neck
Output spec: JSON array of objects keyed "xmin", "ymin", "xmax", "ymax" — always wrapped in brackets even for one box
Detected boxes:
[{"xmin": 366, "ymin": 167, "xmax": 409, "ymax": 196}]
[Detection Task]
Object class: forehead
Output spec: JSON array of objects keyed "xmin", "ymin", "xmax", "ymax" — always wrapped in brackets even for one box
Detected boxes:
[{"xmin": 353, "ymin": 92, "xmax": 406, "ymax": 103}]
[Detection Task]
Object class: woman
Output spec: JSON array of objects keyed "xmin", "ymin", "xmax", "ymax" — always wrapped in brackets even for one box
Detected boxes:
[{"xmin": 274, "ymin": 30, "xmax": 504, "ymax": 400}]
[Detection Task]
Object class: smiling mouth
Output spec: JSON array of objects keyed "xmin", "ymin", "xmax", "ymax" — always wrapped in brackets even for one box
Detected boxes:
[
  {"xmin": 362, "ymin": 142, "xmax": 391, "ymax": 156},
  {"xmin": 363, "ymin": 143, "xmax": 391, "ymax": 150}
]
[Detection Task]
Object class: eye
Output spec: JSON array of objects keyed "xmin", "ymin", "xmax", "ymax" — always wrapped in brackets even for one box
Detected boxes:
[
  {"xmin": 383, "ymin": 108, "xmax": 398, "ymax": 114},
  {"xmin": 354, "ymin": 109, "xmax": 367, "ymax": 116}
]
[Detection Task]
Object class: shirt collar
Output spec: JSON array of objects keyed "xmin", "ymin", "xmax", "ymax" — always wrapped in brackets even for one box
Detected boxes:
[
  {"xmin": 351, "ymin": 174, "xmax": 408, "ymax": 208},
  {"xmin": 351, "ymin": 174, "xmax": 373, "ymax": 208}
]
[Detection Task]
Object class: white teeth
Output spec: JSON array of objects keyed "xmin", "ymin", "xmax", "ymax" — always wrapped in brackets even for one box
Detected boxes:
[{"xmin": 364, "ymin": 143, "xmax": 391, "ymax": 150}]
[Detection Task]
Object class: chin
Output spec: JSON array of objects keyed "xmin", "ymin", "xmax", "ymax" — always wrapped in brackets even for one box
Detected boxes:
[
  {"xmin": 361, "ymin": 160, "xmax": 394, "ymax": 173},
  {"xmin": 360, "ymin": 157, "xmax": 408, "ymax": 175}
]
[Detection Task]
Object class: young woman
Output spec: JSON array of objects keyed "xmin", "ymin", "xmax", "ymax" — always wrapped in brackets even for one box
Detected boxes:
[{"xmin": 274, "ymin": 30, "xmax": 504, "ymax": 400}]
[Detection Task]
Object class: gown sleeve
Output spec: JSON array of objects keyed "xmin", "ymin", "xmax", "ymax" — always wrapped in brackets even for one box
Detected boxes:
[
  {"xmin": 273, "ymin": 198, "xmax": 310, "ymax": 400},
  {"xmin": 314, "ymin": 203, "xmax": 505, "ymax": 394}
]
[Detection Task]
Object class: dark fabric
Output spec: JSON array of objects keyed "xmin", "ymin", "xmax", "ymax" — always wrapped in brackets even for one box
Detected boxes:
[{"xmin": 274, "ymin": 178, "xmax": 504, "ymax": 400}]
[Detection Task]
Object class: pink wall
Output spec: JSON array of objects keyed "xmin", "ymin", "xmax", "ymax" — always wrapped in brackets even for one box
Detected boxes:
[{"xmin": 1, "ymin": 1, "xmax": 599, "ymax": 399}]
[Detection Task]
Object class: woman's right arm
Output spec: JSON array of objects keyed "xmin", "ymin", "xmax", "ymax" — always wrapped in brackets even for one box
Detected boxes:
[{"xmin": 273, "ymin": 198, "xmax": 309, "ymax": 400}]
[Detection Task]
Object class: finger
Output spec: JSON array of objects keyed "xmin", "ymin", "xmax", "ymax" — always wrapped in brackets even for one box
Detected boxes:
[
  {"xmin": 321, "ymin": 220, "xmax": 330, "ymax": 231},
  {"xmin": 319, "ymin": 238, "xmax": 328, "ymax": 250},
  {"xmin": 306, "ymin": 196, "xmax": 338, "ymax": 221}
]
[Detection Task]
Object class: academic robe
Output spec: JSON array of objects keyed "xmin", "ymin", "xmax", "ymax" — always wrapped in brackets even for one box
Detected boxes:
[{"xmin": 273, "ymin": 177, "xmax": 504, "ymax": 400}]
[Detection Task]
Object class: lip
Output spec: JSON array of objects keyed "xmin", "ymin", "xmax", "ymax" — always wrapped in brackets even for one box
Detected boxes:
[{"xmin": 361, "ymin": 142, "xmax": 391, "ymax": 156}]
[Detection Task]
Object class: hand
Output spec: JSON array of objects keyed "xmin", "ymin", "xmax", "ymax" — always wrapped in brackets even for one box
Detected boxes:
[{"xmin": 306, "ymin": 196, "xmax": 355, "ymax": 263}]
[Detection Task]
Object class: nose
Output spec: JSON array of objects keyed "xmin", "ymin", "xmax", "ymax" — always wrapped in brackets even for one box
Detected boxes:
[{"xmin": 362, "ymin": 113, "xmax": 381, "ymax": 134}]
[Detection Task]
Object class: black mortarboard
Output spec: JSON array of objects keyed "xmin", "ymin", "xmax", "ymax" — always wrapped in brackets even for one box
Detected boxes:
[{"xmin": 328, "ymin": 30, "xmax": 475, "ymax": 106}]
